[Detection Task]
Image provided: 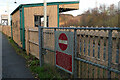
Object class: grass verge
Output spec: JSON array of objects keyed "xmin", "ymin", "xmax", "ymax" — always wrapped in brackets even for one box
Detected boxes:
[{"xmin": 7, "ymin": 37, "xmax": 62, "ymax": 79}]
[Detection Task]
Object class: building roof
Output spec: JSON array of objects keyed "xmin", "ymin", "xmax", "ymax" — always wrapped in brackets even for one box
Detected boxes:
[
  {"xmin": 1, "ymin": 14, "xmax": 8, "ymax": 19},
  {"xmin": 11, "ymin": 1, "xmax": 79, "ymax": 15}
]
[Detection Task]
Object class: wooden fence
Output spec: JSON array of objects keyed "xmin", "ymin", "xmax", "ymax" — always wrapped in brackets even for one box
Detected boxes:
[
  {"xmin": 1, "ymin": 25, "xmax": 120, "ymax": 78},
  {"xmin": 77, "ymin": 29, "xmax": 120, "ymax": 78},
  {"xmin": 1, "ymin": 25, "xmax": 119, "ymax": 78},
  {"xmin": 1, "ymin": 25, "xmax": 11, "ymax": 37},
  {"xmin": 0, "ymin": 26, "xmax": 2, "ymax": 32},
  {"xmin": 25, "ymin": 28, "xmax": 55, "ymax": 65},
  {"xmin": 25, "ymin": 27, "xmax": 120, "ymax": 78}
]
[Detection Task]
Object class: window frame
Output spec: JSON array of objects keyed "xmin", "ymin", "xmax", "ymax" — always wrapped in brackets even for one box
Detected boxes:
[{"xmin": 34, "ymin": 15, "xmax": 49, "ymax": 27}]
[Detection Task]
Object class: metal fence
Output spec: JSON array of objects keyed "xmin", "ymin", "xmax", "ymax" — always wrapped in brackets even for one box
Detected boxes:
[{"xmin": 38, "ymin": 26, "xmax": 120, "ymax": 78}]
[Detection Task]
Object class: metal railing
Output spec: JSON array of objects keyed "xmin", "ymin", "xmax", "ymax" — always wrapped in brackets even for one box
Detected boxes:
[{"xmin": 38, "ymin": 26, "xmax": 120, "ymax": 78}]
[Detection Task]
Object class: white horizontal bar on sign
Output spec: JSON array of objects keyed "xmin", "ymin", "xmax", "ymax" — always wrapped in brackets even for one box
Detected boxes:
[{"xmin": 59, "ymin": 40, "xmax": 68, "ymax": 45}]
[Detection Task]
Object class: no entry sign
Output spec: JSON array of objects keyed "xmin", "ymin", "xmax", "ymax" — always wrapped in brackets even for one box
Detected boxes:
[
  {"xmin": 55, "ymin": 31, "xmax": 74, "ymax": 74},
  {"xmin": 58, "ymin": 33, "xmax": 68, "ymax": 51}
]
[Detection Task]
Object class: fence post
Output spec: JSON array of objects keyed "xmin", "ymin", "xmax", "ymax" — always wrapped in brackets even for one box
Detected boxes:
[
  {"xmin": 74, "ymin": 29, "xmax": 77, "ymax": 78},
  {"xmin": 108, "ymin": 30, "xmax": 112, "ymax": 78},
  {"xmin": 11, "ymin": 23, "xmax": 13, "ymax": 40},
  {"xmin": 26, "ymin": 28, "xmax": 29, "ymax": 55},
  {"xmin": 39, "ymin": 26, "xmax": 44, "ymax": 67},
  {"xmin": 10, "ymin": 15, "xmax": 13, "ymax": 40}
]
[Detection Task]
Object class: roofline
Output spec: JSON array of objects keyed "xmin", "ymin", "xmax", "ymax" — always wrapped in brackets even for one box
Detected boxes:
[
  {"xmin": 11, "ymin": 1, "xmax": 79, "ymax": 15},
  {"xmin": 11, "ymin": 4, "xmax": 22, "ymax": 15}
]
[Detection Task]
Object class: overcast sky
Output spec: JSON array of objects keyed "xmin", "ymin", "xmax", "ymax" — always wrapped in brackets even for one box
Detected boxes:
[{"xmin": 0, "ymin": 0, "xmax": 120, "ymax": 24}]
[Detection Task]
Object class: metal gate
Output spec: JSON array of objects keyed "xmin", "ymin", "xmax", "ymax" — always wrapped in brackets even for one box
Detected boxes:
[{"xmin": 38, "ymin": 26, "xmax": 120, "ymax": 78}]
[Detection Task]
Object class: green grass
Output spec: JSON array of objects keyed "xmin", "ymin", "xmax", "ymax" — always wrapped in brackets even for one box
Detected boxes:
[{"xmin": 7, "ymin": 37, "xmax": 62, "ymax": 79}]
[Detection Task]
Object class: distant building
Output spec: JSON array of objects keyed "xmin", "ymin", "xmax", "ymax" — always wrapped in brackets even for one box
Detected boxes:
[{"xmin": 1, "ymin": 15, "xmax": 8, "ymax": 25}]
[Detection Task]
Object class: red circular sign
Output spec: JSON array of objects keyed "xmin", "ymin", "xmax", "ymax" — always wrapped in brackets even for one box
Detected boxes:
[{"xmin": 58, "ymin": 33, "xmax": 68, "ymax": 51}]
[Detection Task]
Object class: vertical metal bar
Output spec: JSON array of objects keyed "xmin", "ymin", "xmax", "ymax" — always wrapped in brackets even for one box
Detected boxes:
[
  {"xmin": 108, "ymin": 30, "xmax": 112, "ymax": 78},
  {"xmin": 39, "ymin": 26, "xmax": 43, "ymax": 67},
  {"xmin": 57, "ymin": 4, "xmax": 59, "ymax": 28},
  {"xmin": 54, "ymin": 29, "xmax": 56, "ymax": 65},
  {"xmin": 74, "ymin": 29, "xmax": 77, "ymax": 78}
]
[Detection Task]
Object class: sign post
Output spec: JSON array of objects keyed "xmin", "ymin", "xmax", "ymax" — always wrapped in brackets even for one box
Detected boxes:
[{"xmin": 55, "ymin": 31, "xmax": 74, "ymax": 74}]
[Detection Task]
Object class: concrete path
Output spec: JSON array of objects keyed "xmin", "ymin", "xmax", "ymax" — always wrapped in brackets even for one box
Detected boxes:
[{"xmin": 1, "ymin": 32, "xmax": 35, "ymax": 79}]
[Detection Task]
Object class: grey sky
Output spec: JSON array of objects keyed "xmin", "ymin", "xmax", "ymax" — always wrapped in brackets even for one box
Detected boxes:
[{"xmin": 0, "ymin": 0, "xmax": 120, "ymax": 24}]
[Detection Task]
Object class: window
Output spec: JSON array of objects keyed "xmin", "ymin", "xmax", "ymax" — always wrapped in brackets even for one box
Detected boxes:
[{"xmin": 34, "ymin": 15, "xmax": 49, "ymax": 27}]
